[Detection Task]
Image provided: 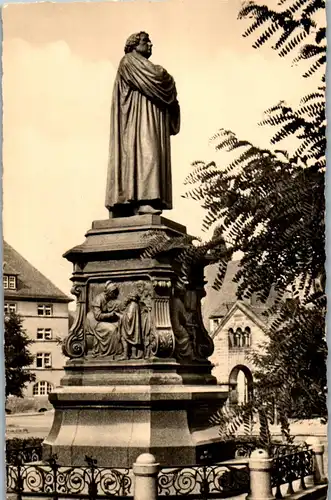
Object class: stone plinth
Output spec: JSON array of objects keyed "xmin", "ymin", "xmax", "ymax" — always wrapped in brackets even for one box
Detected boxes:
[
  {"xmin": 43, "ymin": 363, "xmax": 227, "ymax": 466},
  {"xmin": 44, "ymin": 215, "xmax": 229, "ymax": 467}
]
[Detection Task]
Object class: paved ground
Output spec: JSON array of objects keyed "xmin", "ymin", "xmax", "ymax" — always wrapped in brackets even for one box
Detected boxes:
[{"xmin": 6, "ymin": 410, "xmax": 55, "ymax": 439}]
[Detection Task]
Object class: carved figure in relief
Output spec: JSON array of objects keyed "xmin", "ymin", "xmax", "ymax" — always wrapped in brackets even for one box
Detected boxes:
[
  {"xmin": 135, "ymin": 281, "xmax": 153, "ymax": 357},
  {"xmin": 85, "ymin": 281, "xmax": 122, "ymax": 358},
  {"xmin": 85, "ymin": 280, "xmax": 153, "ymax": 360},
  {"xmin": 184, "ymin": 288, "xmax": 214, "ymax": 360},
  {"xmin": 171, "ymin": 285, "xmax": 195, "ymax": 362},
  {"xmin": 118, "ymin": 291, "xmax": 144, "ymax": 359}
]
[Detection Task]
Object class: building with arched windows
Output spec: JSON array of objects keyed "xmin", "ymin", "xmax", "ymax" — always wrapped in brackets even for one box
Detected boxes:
[
  {"xmin": 3, "ymin": 241, "xmax": 72, "ymax": 402},
  {"xmin": 32, "ymin": 381, "xmax": 53, "ymax": 397},
  {"xmin": 203, "ymin": 261, "xmax": 277, "ymax": 405}
]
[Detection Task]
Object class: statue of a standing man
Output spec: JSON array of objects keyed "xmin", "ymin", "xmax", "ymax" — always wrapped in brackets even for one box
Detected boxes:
[{"xmin": 105, "ymin": 32, "xmax": 180, "ymax": 217}]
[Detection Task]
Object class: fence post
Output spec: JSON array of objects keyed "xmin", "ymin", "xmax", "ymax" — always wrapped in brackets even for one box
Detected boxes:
[
  {"xmin": 246, "ymin": 449, "xmax": 275, "ymax": 500},
  {"xmin": 305, "ymin": 436, "xmax": 327, "ymax": 485},
  {"xmin": 133, "ymin": 453, "xmax": 159, "ymax": 500}
]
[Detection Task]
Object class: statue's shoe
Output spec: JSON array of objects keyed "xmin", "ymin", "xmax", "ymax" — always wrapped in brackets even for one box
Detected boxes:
[{"xmin": 137, "ymin": 204, "xmax": 162, "ymax": 215}]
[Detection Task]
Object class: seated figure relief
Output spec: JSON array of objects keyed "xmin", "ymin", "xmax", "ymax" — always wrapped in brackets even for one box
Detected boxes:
[{"xmin": 85, "ymin": 281, "xmax": 149, "ymax": 360}]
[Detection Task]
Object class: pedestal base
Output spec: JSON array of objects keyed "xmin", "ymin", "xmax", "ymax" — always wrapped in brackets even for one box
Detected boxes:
[
  {"xmin": 50, "ymin": 214, "xmax": 229, "ymax": 467},
  {"xmin": 43, "ymin": 382, "xmax": 227, "ymax": 467}
]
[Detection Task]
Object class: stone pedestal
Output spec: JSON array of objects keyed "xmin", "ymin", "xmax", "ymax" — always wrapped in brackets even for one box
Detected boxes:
[
  {"xmin": 43, "ymin": 215, "xmax": 228, "ymax": 467},
  {"xmin": 44, "ymin": 365, "xmax": 226, "ymax": 467}
]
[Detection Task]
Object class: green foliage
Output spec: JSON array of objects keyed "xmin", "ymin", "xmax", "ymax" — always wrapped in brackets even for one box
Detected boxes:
[
  {"xmin": 6, "ymin": 396, "xmax": 52, "ymax": 413},
  {"xmin": 6, "ymin": 437, "xmax": 43, "ymax": 464},
  {"xmin": 239, "ymin": 0, "xmax": 326, "ymax": 171},
  {"xmin": 239, "ymin": 0, "xmax": 326, "ymax": 81},
  {"xmin": 210, "ymin": 401, "xmax": 280, "ymax": 451},
  {"xmin": 6, "ymin": 437, "xmax": 43, "ymax": 452},
  {"xmin": 5, "ymin": 314, "xmax": 36, "ymax": 399},
  {"xmin": 185, "ymin": 133, "xmax": 325, "ymax": 303},
  {"xmin": 251, "ymin": 299, "xmax": 327, "ymax": 420},
  {"xmin": 184, "ymin": 0, "xmax": 326, "ymax": 424},
  {"xmin": 142, "ymin": 229, "xmax": 230, "ymax": 289}
]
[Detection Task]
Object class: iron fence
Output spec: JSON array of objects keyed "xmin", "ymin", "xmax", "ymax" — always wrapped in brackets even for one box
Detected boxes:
[
  {"xmin": 271, "ymin": 449, "xmax": 314, "ymax": 498},
  {"xmin": 234, "ymin": 440, "xmax": 309, "ymax": 459},
  {"xmin": 6, "ymin": 448, "xmax": 316, "ymax": 499},
  {"xmin": 157, "ymin": 462, "xmax": 249, "ymax": 498},
  {"xmin": 6, "ymin": 455, "xmax": 133, "ymax": 499},
  {"xmin": 5, "ymin": 439, "xmax": 307, "ymax": 465},
  {"xmin": 6, "ymin": 456, "xmax": 249, "ymax": 499}
]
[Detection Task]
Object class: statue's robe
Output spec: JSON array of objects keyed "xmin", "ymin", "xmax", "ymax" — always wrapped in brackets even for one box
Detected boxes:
[{"xmin": 105, "ymin": 51, "xmax": 180, "ymax": 211}]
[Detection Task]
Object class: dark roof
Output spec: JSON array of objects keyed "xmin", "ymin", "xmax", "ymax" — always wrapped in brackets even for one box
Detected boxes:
[
  {"xmin": 202, "ymin": 261, "xmax": 240, "ymax": 324},
  {"xmin": 202, "ymin": 260, "xmax": 278, "ymax": 325},
  {"xmin": 3, "ymin": 261, "xmax": 19, "ymax": 275},
  {"xmin": 3, "ymin": 240, "xmax": 71, "ymax": 303}
]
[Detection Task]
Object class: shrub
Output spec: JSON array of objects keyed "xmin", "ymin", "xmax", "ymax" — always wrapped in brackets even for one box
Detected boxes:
[{"xmin": 6, "ymin": 437, "xmax": 43, "ymax": 464}]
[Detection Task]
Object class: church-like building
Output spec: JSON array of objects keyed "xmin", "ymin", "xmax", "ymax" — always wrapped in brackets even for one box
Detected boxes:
[
  {"xmin": 202, "ymin": 261, "xmax": 277, "ymax": 404},
  {"xmin": 3, "ymin": 241, "xmax": 71, "ymax": 404}
]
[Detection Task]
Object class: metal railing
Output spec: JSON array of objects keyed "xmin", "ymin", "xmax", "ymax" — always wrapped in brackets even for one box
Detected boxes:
[
  {"xmin": 6, "ymin": 437, "xmax": 327, "ymax": 500},
  {"xmin": 271, "ymin": 450, "xmax": 314, "ymax": 498},
  {"xmin": 157, "ymin": 461, "xmax": 249, "ymax": 498},
  {"xmin": 6, "ymin": 455, "xmax": 132, "ymax": 499}
]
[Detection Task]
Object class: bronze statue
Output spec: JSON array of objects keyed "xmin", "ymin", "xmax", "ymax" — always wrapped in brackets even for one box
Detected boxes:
[{"xmin": 105, "ymin": 31, "xmax": 180, "ymax": 217}]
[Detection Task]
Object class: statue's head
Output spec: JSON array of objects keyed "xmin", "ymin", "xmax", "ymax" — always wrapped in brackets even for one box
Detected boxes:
[
  {"xmin": 124, "ymin": 31, "xmax": 152, "ymax": 59},
  {"xmin": 104, "ymin": 281, "xmax": 119, "ymax": 299}
]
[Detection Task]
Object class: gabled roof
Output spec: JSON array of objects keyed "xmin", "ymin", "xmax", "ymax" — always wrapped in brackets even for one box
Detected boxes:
[
  {"xmin": 3, "ymin": 260, "xmax": 19, "ymax": 275},
  {"xmin": 202, "ymin": 260, "xmax": 279, "ymax": 326},
  {"xmin": 202, "ymin": 261, "xmax": 240, "ymax": 325},
  {"xmin": 3, "ymin": 240, "xmax": 71, "ymax": 303},
  {"xmin": 210, "ymin": 300, "xmax": 269, "ymax": 339}
]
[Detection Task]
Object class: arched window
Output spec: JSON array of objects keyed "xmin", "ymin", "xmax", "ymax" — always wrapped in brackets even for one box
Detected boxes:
[
  {"xmin": 33, "ymin": 381, "xmax": 53, "ymax": 396},
  {"xmin": 229, "ymin": 365, "xmax": 254, "ymax": 405},
  {"xmin": 244, "ymin": 327, "xmax": 251, "ymax": 347},
  {"xmin": 228, "ymin": 328, "xmax": 234, "ymax": 348},
  {"xmin": 235, "ymin": 328, "xmax": 242, "ymax": 347}
]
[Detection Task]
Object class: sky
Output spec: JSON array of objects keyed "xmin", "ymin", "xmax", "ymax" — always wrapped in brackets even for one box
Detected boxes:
[{"xmin": 2, "ymin": 0, "xmax": 320, "ymax": 303}]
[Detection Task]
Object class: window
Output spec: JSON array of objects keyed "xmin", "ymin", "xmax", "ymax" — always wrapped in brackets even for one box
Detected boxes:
[
  {"xmin": 244, "ymin": 327, "xmax": 251, "ymax": 347},
  {"xmin": 228, "ymin": 328, "xmax": 234, "ymax": 348},
  {"xmin": 32, "ymin": 381, "xmax": 53, "ymax": 396},
  {"xmin": 3, "ymin": 275, "xmax": 16, "ymax": 290},
  {"xmin": 36, "ymin": 328, "xmax": 53, "ymax": 341},
  {"xmin": 210, "ymin": 318, "xmax": 220, "ymax": 333},
  {"xmin": 36, "ymin": 353, "xmax": 52, "ymax": 369},
  {"xmin": 9, "ymin": 276, "xmax": 16, "ymax": 289},
  {"xmin": 234, "ymin": 328, "xmax": 243, "ymax": 347},
  {"xmin": 4, "ymin": 303, "xmax": 17, "ymax": 315},
  {"xmin": 229, "ymin": 327, "xmax": 252, "ymax": 349},
  {"xmin": 37, "ymin": 305, "xmax": 53, "ymax": 316}
]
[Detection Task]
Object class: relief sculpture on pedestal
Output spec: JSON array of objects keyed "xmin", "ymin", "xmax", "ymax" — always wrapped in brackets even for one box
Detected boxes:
[{"xmin": 85, "ymin": 280, "xmax": 153, "ymax": 360}]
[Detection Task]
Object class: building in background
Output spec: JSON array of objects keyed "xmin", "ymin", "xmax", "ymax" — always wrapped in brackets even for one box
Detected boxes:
[
  {"xmin": 202, "ymin": 261, "xmax": 277, "ymax": 405},
  {"xmin": 3, "ymin": 240, "xmax": 71, "ymax": 401}
]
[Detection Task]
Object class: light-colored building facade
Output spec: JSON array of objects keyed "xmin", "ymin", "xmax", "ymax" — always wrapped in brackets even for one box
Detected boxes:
[
  {"xmin": 203, "ymin": 261, "xmax": 276, "ymax": 404},
  {"xmin": 3, "ymin": 241, "xmax": 71, "ymax": 399}
]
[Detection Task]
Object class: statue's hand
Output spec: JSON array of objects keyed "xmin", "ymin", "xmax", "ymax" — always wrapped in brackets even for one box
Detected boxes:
[{"xmin": 107, "ymin": 311, "xmax": 119, "ymax": 322}]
